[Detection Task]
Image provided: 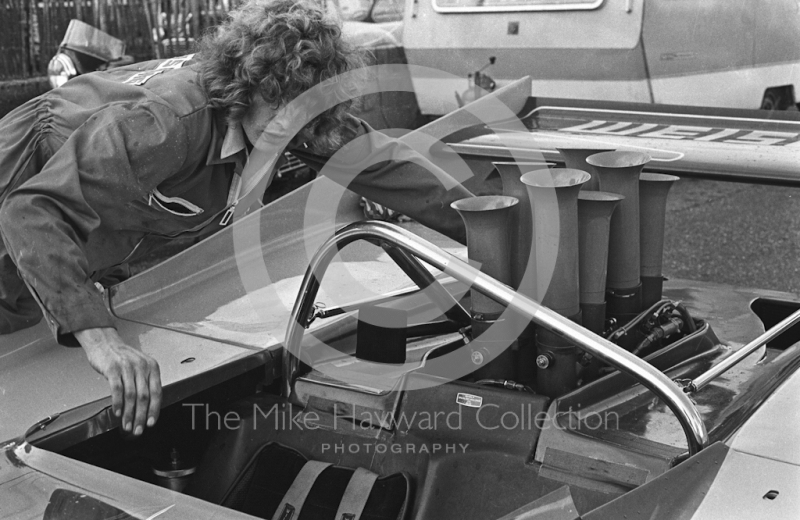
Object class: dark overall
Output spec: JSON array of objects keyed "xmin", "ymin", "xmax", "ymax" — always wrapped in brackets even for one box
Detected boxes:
[{"xmin": 0, "ymin": 56, "xmax": 471, "ymax": 343}]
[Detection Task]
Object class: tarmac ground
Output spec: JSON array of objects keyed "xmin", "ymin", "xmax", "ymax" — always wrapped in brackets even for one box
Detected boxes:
[{"xmin": 663, "ymin": 177, "xmax": 800, "ymax": 297}]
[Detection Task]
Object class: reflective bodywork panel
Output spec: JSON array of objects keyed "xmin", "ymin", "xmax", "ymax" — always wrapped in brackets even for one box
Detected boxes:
[
  {"xmin": 0, "ymin": 442, "xmax": 257, "ymax": 520},
  {"xmin": 730, "ymin": 360, "xmax": 800, "ymax": 466},
  {"xmin": 0, "ymin": 319, "xmax": 264, "ymax": 445},
  {"xmin": 110, "ymin": 178, "xmax": 462, "ymax": 348},
  {"xmin": 583, "ymin": 441, "xmax": 800, "ymax": 520}
]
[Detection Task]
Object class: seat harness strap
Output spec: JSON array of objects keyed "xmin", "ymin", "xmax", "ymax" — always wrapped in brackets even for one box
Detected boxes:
[
  {"xmin": 334, "ymin": 467, "xmax": 380, "ymax": 520},
  {"xmin": 270, "ymin": 460, "xmax": 331, "ymax": 520}
]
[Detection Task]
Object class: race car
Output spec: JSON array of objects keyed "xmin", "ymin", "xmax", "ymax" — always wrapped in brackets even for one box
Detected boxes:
[{"xmin": 1, "ymin": 79, "xmax": 799, "ymax": 520}]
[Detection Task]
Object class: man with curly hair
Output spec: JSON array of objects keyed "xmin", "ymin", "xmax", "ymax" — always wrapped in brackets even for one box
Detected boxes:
[{"xmin": 0, "ymin": 0, "xmax": 472, "ymax": 437}]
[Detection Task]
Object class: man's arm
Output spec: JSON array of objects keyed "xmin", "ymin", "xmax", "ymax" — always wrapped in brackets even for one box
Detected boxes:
[
  {"xmin": 291, "ymin": 119, "xmax": 474, "ymax": 244},
  {"xmin": 75, "ymin": 328, "xmax": 161, "ymax": 436},
  {"xmin": 0, "ymin": 102, "xmax": 191, "ymax": 435}
]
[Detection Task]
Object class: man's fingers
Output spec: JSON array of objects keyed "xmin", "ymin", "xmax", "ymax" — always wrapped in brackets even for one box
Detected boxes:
[
  {"xmin": 108, "ymin": 371, "xmax": 124, "ymax": 418},
  {"xmin": 75, "ymin": 329, "xmax": 163, "ymax": 433},
  {"xmin": 133, "ymin": 364, "xmax": 150, "ymax": 436},
  {"xmin": 147, "ymin": 360, "xmax": 162, "ymax": 428},
  {"xmin": 121, "ymin": 364, "xmax": 137, "ymax": 433}
]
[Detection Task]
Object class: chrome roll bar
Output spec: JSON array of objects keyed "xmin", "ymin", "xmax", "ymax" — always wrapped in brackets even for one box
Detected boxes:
[{"xmin": 283, "ymin": 221, "xmax": 708, "ymax": 455}]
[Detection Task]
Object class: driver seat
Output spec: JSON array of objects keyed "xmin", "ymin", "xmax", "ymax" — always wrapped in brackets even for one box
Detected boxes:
[{"xmin": 222, "ymin": 443, "xmax": 410, "ymax": 520}]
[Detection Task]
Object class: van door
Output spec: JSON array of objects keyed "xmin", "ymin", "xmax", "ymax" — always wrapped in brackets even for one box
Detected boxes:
[
  {"xmin": 643, "ymin": 0, "xmax": 757, "ymax": 108},
  {"xmin": 404, "ymin": 0, "xmax": 648, "ymax": 115},
  {"xmin": 752, "ymin": 0, "xmax": 800, "ymax": 109}
]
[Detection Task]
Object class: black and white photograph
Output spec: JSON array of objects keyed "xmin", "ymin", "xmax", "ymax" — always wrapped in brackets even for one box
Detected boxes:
[{"xmin": 0, "ymin": 0, "xmax": 799, "ymax": 518}]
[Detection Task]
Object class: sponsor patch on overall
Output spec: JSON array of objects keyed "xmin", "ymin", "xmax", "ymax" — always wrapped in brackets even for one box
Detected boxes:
[{"xmin": 122, "ymin": 54, "xmax": 195, "ymax": 86}]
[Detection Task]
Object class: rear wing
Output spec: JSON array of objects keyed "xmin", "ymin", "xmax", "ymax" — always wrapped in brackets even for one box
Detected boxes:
[{"xmin": 446, "ymin": 97, "xmax": 800, "ymax": 186}]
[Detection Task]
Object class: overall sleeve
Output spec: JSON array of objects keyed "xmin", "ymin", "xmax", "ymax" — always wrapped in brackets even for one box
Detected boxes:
[
  {"xmin": 291, "ymin": 120, "xmax": 474, "ymax": 244},
  {"xmin": 0, "ymin": 102, "xmax": 189, "ymax": 343}
]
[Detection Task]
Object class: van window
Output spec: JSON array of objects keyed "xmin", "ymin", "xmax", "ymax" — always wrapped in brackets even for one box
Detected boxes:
[{"xmin": 432, "ymin": 0, "xmax": 602, "ymax": 14}]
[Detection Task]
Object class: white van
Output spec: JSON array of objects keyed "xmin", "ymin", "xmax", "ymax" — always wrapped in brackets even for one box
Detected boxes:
[{"xmin": 397, "ymin": 0, "xmax": 800, "ymax": 115}]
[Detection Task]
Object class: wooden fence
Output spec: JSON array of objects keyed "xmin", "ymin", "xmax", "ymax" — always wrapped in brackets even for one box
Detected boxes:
[{"xmin": 0, "ymin": 0, "xmax": 241, "ymax": 80}]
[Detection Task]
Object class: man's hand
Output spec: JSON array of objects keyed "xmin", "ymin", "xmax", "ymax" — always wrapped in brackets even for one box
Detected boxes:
[{"xmin": 75, "ymin": 327, "xmax": 162, "ymax": 436}]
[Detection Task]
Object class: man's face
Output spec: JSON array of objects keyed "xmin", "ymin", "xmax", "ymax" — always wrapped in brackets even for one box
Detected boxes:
[{"xmin": 241, "ymin": 95, "xmax": 283, "ymax": 145}]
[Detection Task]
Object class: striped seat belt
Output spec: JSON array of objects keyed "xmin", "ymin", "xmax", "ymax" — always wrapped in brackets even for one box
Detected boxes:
[
  {"xmin": 270, "ymin": 461, "xmax": 331, "ymax": 520},
  {"xmin": 334, "ymin": 467, "xmax": 380, "ymax": 520},
  {"xmin": 270, "ymin": 463, "xmax": 381, "ymax": 520}
]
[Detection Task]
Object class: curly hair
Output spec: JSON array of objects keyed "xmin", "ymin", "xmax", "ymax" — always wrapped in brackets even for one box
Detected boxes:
[{"xmin": 196, "ymin": 0, "xmax": 366, "ymax": 153}]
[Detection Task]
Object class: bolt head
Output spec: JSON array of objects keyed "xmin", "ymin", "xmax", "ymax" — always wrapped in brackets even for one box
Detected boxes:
[{"xmin": 536, "ymin": 354, "xmax": 551, "ymax": 369}]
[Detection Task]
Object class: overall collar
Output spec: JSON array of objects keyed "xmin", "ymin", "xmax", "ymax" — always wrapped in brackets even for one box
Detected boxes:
[
  {"xmin": 206, "ymin": 112, "xmax": 247, "ymax": 166},
  {"xmin": 206, "ymin": 109, "xmax": 312, "ymax": 167}
]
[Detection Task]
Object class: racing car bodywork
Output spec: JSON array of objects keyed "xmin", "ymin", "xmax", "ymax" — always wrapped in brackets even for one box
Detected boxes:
[{"xmin": 2, "ymin": 81, "xmax": 800, "ymax": 520}]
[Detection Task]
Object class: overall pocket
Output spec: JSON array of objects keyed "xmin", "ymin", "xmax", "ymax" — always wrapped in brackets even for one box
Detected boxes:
[{"xmin": 148, "ymin": 187, "xmax": 204, "ymax": 217}]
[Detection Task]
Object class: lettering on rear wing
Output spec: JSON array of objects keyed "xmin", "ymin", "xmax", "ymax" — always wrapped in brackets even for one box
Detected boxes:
[
  {"xmin": 524, "ymin": 106, "xmax": 800, "ymax": 147},
  {"xmin": 559, "ymin": 120, "xmax": 800, "ymax": 147}
]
